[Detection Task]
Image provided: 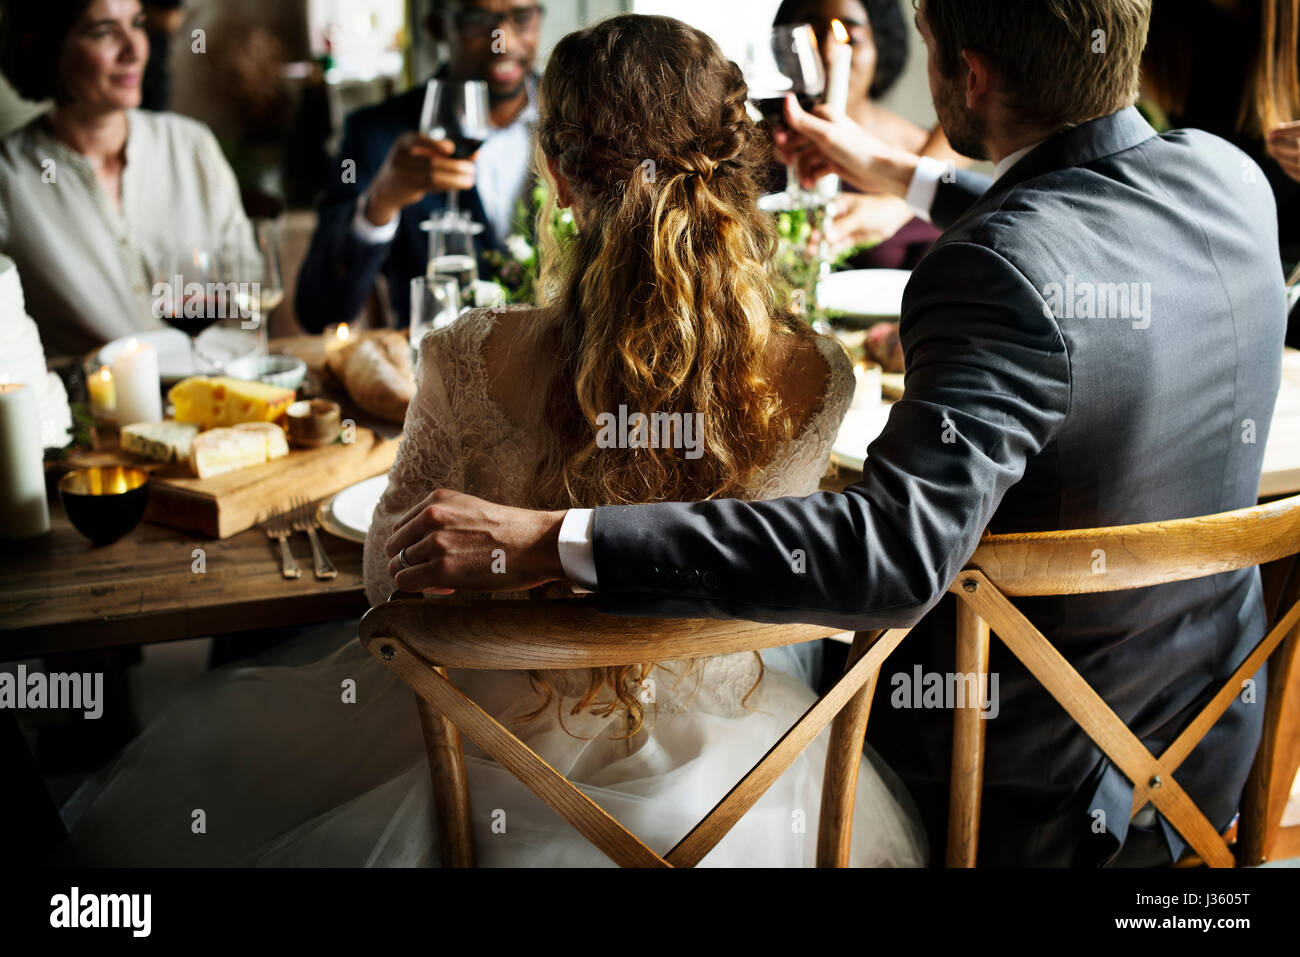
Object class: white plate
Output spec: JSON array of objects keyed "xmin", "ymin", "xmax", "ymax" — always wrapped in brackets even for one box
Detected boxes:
[
  {"xmin": 97, "ymin": 327, "xmax": 261, "ymax": 383},
  {"xmin": 818, "ymin": 269, "xmax": 911, "ymax": 322},
  {"xmin": 320, "ymin": 475, "xmax": 389, "ymax": 542},
  {"xmin": 830, "ymin": 403, "xmax": 894, "ymax": 472}
]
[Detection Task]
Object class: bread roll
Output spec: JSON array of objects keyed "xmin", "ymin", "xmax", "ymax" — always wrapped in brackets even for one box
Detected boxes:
[{"xmin": 324, "ymin": 330, "xmax": 414, "ymax": 423}]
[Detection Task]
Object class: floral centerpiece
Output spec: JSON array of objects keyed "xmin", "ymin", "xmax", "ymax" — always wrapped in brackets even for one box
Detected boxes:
[{"xmin": 483, "ymin": 181, "xmax": 578, "ymax": 305}]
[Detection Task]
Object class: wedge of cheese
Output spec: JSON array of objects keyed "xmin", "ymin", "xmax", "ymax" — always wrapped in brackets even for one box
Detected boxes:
[
  {"xmin": 120, "ymin": 421, "xmax": 199, "ymax": 463},
  {"xmin": 169, "ymin": 376, "xmax": 296, "ymax": 430},
  {"xmin": 189, "ymin": 422, "xmax": 290, "ymax": 479}
]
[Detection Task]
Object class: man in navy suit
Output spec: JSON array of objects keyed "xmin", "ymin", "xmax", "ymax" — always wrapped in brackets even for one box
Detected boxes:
[
  {"xmin": 378, "ymin": 0, "xmax": 1288, "ymax": 866},
  {"xmin": 296, "ymin": 1, "xmax": 544, "ymax": 331}
]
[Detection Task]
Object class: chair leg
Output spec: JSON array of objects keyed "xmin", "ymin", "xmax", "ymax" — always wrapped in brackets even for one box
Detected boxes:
[
  {"xmin": 1240, "ymin": 608, "xmax": 1300, "ymax": 865},
  {"xmin": 816, "ymin": 630, "xmax": 883, "ymax": 867},
  {"xmin": 947, "ymin": 599, "xmax": 991, "ymax": 867},
  {"xmin": 413, "ymin": 673, "xmax": 476, "ymax": 868}
]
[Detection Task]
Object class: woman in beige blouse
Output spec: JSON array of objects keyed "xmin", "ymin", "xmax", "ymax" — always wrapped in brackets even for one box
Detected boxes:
[{"xmin": 0, "ymin": 0, "xmax": 254, "ymax": 357}]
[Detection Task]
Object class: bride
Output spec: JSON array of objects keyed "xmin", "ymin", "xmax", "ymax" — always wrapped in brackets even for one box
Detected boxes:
[{"xmin": 57, "ymin": 14, "xmax": 926, "ymax": 867}]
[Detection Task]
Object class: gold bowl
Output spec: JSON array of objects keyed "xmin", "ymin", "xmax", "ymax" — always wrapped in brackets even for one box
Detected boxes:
[{"xmin": 58, "ymin": 467, "xmax": 150, "ymax": 546}]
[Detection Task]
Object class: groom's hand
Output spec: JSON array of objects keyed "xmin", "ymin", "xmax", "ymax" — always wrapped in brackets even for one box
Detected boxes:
[
  {"xmin": 383, "ymin": 489, "xmax": 568, "ymax": 595},
  {"xmin": 773, "ymin": 94, "xmax": 919, "ymax": 199}
]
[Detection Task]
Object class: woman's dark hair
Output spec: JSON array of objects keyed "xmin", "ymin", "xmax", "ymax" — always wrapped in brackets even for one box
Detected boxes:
[
  {"xmin": 0, "ymin": 0, "xmax": 94, "ymax": 102},
  {"xmin": 773, "ymin": 0, "xmax": 910, "ymax": 99}
]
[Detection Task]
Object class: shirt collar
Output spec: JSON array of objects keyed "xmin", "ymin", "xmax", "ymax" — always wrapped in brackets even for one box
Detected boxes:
[{"xmin": 993, "ymin": 140, "xmax": 1044, "ymax": 182}]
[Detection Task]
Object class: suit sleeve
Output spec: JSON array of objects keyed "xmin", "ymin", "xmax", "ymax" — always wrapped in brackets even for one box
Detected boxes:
[
  {"xmin": 589, "ymin": 241, "xmax": 1071, "ymax": 631},
  {"xmin": 929, "ymin": 169, "xmax": 993, "ymax": 231},
  {"xmin": 294, "ymin": 112, "xmax": 395, "ymax": 332}
]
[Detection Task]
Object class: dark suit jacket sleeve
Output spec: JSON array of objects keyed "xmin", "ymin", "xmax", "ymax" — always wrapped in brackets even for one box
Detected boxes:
[
  {"xmin": 590, "ymin": 241, "xmax": 1072, "ymax": 631},
  {"xmin": 929, "ymin": 169, "xmax": 993, "ymax": 231},
  {"xmin": 294, "ymin": 111, "xmax": 396, "ymax": 332}
]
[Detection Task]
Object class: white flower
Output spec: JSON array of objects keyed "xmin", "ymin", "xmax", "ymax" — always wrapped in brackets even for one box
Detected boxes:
[{"xmin": 505, "ymin": 234, "xmax": 533, "ymax": 262}]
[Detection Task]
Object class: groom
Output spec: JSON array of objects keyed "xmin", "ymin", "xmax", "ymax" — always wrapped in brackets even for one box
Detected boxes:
[{"xmin": 381, "ymin": 0, "xmax": 1288, "ymax": 866}]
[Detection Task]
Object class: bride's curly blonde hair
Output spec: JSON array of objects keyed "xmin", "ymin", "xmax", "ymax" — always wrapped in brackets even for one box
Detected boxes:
[{"xmin": 516, "ymin": 15, "xmax": 812, "ymax": 733}]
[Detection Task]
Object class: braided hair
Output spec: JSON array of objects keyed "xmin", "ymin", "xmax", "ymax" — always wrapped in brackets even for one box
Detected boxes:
[{"xmin": 518, "ymin": 14, "xmax": 809, "ymax": 731}]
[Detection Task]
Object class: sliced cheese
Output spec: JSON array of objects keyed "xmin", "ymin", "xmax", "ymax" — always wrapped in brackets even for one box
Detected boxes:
[
  {"xmin": 233, "ymin": 422, "xmax": 290, "ymax": 462},
  {"xmin": 189, "ymin": 423, "xmax": 290, "ymax": 479},
  {"xmin": 169, "ymin": 376, "xmax": 295, "ymax": 430},
  {"xmin": 120, "ymin": 421, "xmax": 199, "ymax": 463}
]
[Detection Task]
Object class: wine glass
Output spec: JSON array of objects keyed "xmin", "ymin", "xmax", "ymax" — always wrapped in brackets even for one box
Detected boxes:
[
  {"xmin": 419, "ymin": 79, "xmax": 491, "ymax": 217},
  {"xmin": 234, "ymin": 220, "xmax": 284, "ymax": 354},
  {"xmin": 743, "ymin": 24, "xmax": 826, "ymax": 206},
  {"xmin": 410, "ymin": 276, "xmax": 461, "ymax": 353},
  {"xmin": 155, "ymin": 247, "xmax": 239, "ymax": 374}
]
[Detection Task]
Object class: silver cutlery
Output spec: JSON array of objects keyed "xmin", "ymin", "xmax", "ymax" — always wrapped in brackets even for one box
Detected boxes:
[
  {"xmin": 263, "ymin": 505, "xmax": 300, "ymax": 579},
  {"xmin": 292, "ymin": 496, "xmax": 338, "ymax": 580}
]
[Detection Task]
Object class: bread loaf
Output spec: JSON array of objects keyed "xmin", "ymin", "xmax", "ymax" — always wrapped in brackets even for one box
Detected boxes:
[{"xmin": 324, "ymin": 330, "xmax": 414, "ymax": 423}]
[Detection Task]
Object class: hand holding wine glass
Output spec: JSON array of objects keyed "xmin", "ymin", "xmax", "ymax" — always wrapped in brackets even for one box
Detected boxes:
[
  {"xmin": 743, "ymin": 24, "xmax": 826, "ymax": 203},
  {"xmin": 772, "ymin": 94, "xmax": 923, "ymax": 200},
  {"xmin": 363, "ymin": 133, "xmax": 477, "ymax": 228}
]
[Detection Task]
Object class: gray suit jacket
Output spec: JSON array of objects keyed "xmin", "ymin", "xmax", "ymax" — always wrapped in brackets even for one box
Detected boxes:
[{"xmin": 589, "ymin": 108, "xmax": 1288, "ymax": 865}]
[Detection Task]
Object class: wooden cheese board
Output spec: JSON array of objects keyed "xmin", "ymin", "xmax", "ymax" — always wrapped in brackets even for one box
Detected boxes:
[{"xmin": 50, "ymin": 427, "xmax": 400, "ymax": 539}]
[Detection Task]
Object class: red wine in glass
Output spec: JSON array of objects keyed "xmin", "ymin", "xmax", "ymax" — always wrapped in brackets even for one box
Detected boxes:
[
  {"xmin": 752, "ymin": 93, "xmax": 819, "ymax": 127},
  {"xmin": 744, "ymin": 25, "xmax": 827, "ymax": 201},
  {"xmin": 161, "ymin": 292, "xmax": 226, "ymax": 372},
  {"xmin": 447, "ymin": 134, "xmax": 485, "ymax": 159}
]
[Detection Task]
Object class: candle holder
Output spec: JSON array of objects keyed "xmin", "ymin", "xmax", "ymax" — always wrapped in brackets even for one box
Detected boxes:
[{"xmin": 58, "ymin": 467, "xmax": 149, "ymax": 546}]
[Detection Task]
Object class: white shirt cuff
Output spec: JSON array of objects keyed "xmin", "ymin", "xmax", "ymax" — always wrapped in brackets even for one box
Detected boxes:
[
  {"xmin": 557, "ymin": 508, "xmax": 598, "ymax": 593},
  {"xmin": 905, "ymin": 156, "xmax": 951, "ymax": 224},
  {"xmin": 351, "ymin": 195, "xmax": 400, "ymax": 245}
]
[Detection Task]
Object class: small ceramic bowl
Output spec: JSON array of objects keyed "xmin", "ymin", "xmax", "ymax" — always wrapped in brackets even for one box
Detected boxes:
[
  {"xmin": 58, "ymin": 467, "xmax": 150, "ymax": 546},
  {"xmin": 224, "ymin": 354, "xmax": 307, "ymax": 392}
]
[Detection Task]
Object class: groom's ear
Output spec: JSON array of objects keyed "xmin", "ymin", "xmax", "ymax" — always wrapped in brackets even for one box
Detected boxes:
[{"xmin": 961, "ymin": 48, "xmax": 996, "ymax": 110}]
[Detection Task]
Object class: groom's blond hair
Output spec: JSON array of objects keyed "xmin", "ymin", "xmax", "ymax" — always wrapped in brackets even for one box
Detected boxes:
[{"xmin": 923, "ymin": 0, "xmax": 1151, "ymax": 130}]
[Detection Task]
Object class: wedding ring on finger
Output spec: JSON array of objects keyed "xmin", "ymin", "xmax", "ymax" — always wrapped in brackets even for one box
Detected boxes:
[{"xmin": 399, "ymin": 546, "xmax": 415, "ymax": 570}]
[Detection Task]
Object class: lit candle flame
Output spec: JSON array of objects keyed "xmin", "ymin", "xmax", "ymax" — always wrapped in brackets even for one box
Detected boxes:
[
  {"xmin": 337, "ymin": 323, "xmax": 350, "ymax": 343},
  {"xmin": 125, "ymin": 337, "xmax": 139, "ymax": 351},
  {"xmin": 832, "ymin": 19, "xmax": 849, "ymax": 44},
  {"xmin": 99, "ymin": 366, "xmax": 112, "ymax": 383}
]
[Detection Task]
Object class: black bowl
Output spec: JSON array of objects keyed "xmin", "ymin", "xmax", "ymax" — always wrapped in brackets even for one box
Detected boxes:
[{"xmin": 58, "ymin": 467, "xmax": 149, "ymax": 546}]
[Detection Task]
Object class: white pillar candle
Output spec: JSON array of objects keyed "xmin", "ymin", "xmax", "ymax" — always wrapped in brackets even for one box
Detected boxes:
[
  {"xmin": 111, "ymin": 338, "xmax": 163, "ymax": 427},
  {"xmin": 0, "ymin": 382, "xmax": 51, "ymax": 539},
  {"xmin": 817, "ymin": 20, "xmax": 854, "ymax": 200}
]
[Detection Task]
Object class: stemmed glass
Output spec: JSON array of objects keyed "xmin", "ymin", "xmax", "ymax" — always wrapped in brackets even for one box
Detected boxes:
[
  {"xmin": 743, "ymin": 24, "xmax": 826, "ymax": 206},
  {"xmin": 419, "ymin": 78, "xmax": 492, "ymax": 216},
  {"xmin": 155, "ymin": 247, "xmax": 240, "ymax": 374},
  {"xmin": 235, "ymin": 220, "xmax": 284, "ymax": 354}
]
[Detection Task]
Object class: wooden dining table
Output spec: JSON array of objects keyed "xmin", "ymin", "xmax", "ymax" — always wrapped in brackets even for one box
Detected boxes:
[
  {"xmin": 1, "ymin": 336, "xmax": 395, "ymax": 662},
  {"xmin": 4, "ymin": 342, "xmax": 1300, "ymax": 664}
]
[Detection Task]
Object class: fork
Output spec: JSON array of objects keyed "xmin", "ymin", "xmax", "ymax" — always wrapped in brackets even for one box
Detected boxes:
[
  {"xmin": 264, "ymin": 506, "xmax": 300, "ymax": 579},
  {"xmin": 292, "ymin": 496, "xmax": 338, "ymax": 580}
]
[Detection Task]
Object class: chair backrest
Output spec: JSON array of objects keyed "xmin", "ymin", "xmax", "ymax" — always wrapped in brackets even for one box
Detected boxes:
[
  {"xmin": 945, "ymin": 494, "xmax": 1300, "ymax": 867},
  {"xmin": 360, "ymin": 596, "xmax": 912, "ymax": 867}
]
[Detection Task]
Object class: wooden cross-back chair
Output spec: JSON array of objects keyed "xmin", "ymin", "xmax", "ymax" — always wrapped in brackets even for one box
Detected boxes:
[
  {"xmin": 360, "ymin": 494, "xmax": 1300, "ymax": 869},
  {"xmin": 948, "ymin": 493, "xmax": 1300, "ymax": 868},
  {"xmin": 359, "ymin": 597, "xmax": 912, "ymax": 867}
]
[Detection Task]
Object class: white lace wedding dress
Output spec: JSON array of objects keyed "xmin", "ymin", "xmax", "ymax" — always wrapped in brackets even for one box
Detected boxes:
[{"xmin": 59, "ymin": 308, "xmax": 928, "ymax": 867}]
